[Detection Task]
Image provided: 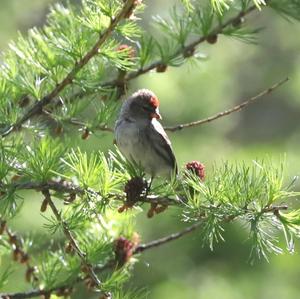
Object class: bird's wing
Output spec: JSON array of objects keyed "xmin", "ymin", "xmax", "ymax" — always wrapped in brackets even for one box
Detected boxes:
[{"xmin": 147, "ymin": 119, "xmax": 178, "ymax": 173}]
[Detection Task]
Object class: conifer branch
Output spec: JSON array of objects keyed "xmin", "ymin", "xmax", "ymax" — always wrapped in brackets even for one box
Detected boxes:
[
  {"xmin": 133, "ymin": 222, "xmax": 202, "ymax": 254},
  {"xmin": 0, "ymin": 1, "xmax": 265, "ymax": 139},
  {"xmin": 0, "ymin": 221, "xmax": 228, "ymax": 299},
  {"xmin": 102, "ymin": 3, "xmax": 260, "ymax": 88},
  {"xmin": 41, "ymin": 189, "xmax": 107, "ymax": 296},
  {"xmin": 5, "ymin": 180, "xmax": 177, "ymax": 206},
  {"xmin": 42, "ymin": 77, "xmax": 288, "ymax": 134},
  {"xmin": 133, "ymin": 205, "xmax": 289, "ymax": 253},
  {"xmin": 164, "ymin": 77, "xmax": 289, "ymax": 132},
  {"xmin": 54, "ymin": 2, "xmax": 262, "ymax": 103},
  {"xmin": 4, "ymin": 177, "xmax": 292, "ymax": 209},
  {"xmin": 0, "ymin": 202, "xmax": 288, "ymax": 299},
  {"xmin": 0, "ymin": 223, "xmax": 203, "ymax": 299},
  {"xmin": 0, "ymin": 221, "xmax": 39, "ymax": 286},
  {"xmin": 68, "ymin": 118, "xmax": 114, "ymax": 133},
  {"xmin": 1, "ymin": 1, "xmax": 300, "ymax": 298},
  {"xmin": 0, "ymin": 0, "xmax": 136, "ymax": 138},
  {"xmin": 0, "ymin": 288, "xmax": 57, "ymax": 299},
  {"xmin": 10, "ymin": 181, "xmax": 83, "ymax": 194}
]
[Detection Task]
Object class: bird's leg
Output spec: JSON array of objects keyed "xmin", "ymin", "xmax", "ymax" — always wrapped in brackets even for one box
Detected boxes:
[
  {"xmin": 155, "ymin": 204, "xmax": 168, "ymax": 214},
  {"xmin": 145, "ymin": 176, "xmax": 168, "ymax": 217},
  {"xmin": 145, "ymin": 176, "xmax": 156, "ymax": 218},
  {"xmin": 145, "ymin": 176, "xmax": 154, "ymax": 197},
  {"xmin": 147, "ymin": 202, "xmax": 158, "ymax": 218}
]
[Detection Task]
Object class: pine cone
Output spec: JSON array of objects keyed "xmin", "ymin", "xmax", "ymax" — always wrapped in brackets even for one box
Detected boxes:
[
  {"xmin": 119, "ymin": 177, "xmax": 147, "ymax": 212},
  {"xmin": 117, "ymin": 44, "xmax": 136, "ymax": 59},
  {"xmin": 114, "ymin": 236, "xmax": 136, "ymax": 266},
  {"xmin": 186, "ymin": 161, "xmax": 205, "ymax": 181}
]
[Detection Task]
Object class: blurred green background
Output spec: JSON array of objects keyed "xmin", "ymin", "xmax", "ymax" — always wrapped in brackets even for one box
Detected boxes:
[{"xmin": 1, "ymin": 0, "xmax": 300, "ymax": 298}]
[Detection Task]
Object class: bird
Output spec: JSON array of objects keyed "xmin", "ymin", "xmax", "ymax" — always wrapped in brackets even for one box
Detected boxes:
[{"xmin": 115, "ymin": 89, "xmax": 177, "ymax": 179}]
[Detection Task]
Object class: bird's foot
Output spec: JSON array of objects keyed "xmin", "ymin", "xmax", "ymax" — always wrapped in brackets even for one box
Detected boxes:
[{"xmin": 147, "ymin": 202, "xmax": 168, "ymax": 218}]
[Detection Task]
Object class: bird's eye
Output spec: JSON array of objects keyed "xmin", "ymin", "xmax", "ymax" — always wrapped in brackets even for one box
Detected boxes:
[{"xmin": 142, "ymin": 106, "xmax": 151, "ymax": 112}]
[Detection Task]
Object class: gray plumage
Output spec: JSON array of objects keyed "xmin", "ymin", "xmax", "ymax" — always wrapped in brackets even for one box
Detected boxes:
[{"xmin": 115, "ymin": 89, "xmax": 177, "ymax": 178}]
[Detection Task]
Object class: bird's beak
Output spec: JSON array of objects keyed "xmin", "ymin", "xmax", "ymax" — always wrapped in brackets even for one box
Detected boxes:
[{"xmin": 151, "ymin": 108, "xmax": 162, "ymax": 120}]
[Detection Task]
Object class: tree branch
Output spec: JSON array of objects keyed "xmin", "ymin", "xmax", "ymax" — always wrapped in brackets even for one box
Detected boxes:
[
  {"xmin": 68, "ymin": 118, "xmax": 114, "ymax": 133},
  {"xmin": 0, "ymin": 201, "xmax": 288, "ymax": 299},
  {"xmin": 41, "ymin": 189, "xmax": 107, "ymax": 296},
  {"xmin": 133, "ymin": 221, "xmax": 202, "ymax": 254},
  {"xmin": 0, "ymin": 221, "xmax": 203, "ymax": 299},
  {"xmin": 97, "ymin": 4, "xmax": 260, "ymax": 89},
  {"xmin": 57, "ymin": 3, "xmax": 261, "ymax": 102},
  {"xmin": 0, "ymin": 222, "xmax": 39, "ymax": 286},
  {"xmin": 1, "ymin": 0, "xmax": 136, "ymax": 138},
  {"xmin": 5, "ymin": 180, "xmax": 178, "ymax": 206},
  {"xmin": 0, "ymin": 2, "xmax": 263, "ymax": 139},
  {"xmin": 164, "ymin": 77, "xmax": 289, "ymax": 132},
  {"xmin": 5, "ymin": 179, "xmax": 292, "ymax": 210},
  {"xmin": 42, "ymin": 77, "xmax": 288, "ymax": 134}
]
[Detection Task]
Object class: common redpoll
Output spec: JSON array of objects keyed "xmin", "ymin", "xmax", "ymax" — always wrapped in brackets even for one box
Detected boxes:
[{"xmin": 115, "ymin": 89, "xmax": 177, "ymax": 178}]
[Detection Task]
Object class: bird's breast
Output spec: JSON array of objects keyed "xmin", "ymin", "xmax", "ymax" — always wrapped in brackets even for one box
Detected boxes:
[{"xmin": 115, "ymin": 119, "xmax": 143, "ymax": 159}]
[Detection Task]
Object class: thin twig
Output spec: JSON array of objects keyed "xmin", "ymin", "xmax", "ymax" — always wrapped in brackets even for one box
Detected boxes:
[
  {"xmin": 41, "ymin": 190, "xmax": 105, "ymax": 293},
  {"xmin": 0, "ymin": 263, "xmax": 113, "ymax": 299},
  {"xmin": 262, "ymin": 205, "xmax": 288, "ymax": 213},
  {"xmin": 133, "ymin": 204, "xmax": 290, "ymax": 257},
  {"xmin": 0, "ymin": 199, "xmax": 289, "ymax": 299},
  {"xmin": 51, "ymin": 77, "xmax": 289, "ymax": 135},
  {"xmin": 133, "ymin": 221, "xmax": 202, "ymax": 254},
  {"xmin": 1, "ymin": 3, "xmax": 262, "ymax": 138},
  {"xmin": 164, "ymin": 77, "xmax": 289, "ymax": 132},
  {"xmin": 6, "ymin": 180, "xmax": 178, "ymax": 206},
  {"xmin": 2, "ymin": 223, "xmax": 39, "ymax": 285},
  {"xmin": 0, "ymin": 221, "xmax": 202, "ymax": 299},
  {"xmin": 1, "ymin": 0, "xmax": 136, "ymax": 138},
  {"xmin": 5, "ymin": 180, "xmax": 292, "ymax": 210},
  {"xmin": 50, "ymin": 4, "xmax": 261, "ymax": 104},
  {"xmin": 60, "ymin": 3, "xmax": 260, "ymax": 103},
  {"xmin": 68, "ymin": 118, "xmax": 114, "ymax": 132},
  {"xmin": 32, "ymin": 77, "xmax": 289, "ymax": 135},
  {"xmin": 41, "ymin": 109, "xmax": 114, "ymax": 133},
  {"xmin": 104, "ymin": 4, "xmax": 260, "ymax": 87},
  {"xmin": 10, "ymin": 180, "xmax": 84, "ymax": 194},
  {"xmin": 0, "ymin": 288, "xmax": 56, "ymax": 299}
]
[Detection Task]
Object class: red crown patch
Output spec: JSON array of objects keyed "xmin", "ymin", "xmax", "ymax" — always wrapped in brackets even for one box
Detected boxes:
[{"xmin": 149, "ymin": 96, "xmax": 159, "ymax": 108}]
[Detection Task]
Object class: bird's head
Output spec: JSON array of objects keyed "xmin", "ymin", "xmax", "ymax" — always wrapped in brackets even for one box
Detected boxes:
[{"xmin": 122, "ymin": 89, "xmax": 162, "ymax": 121}]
